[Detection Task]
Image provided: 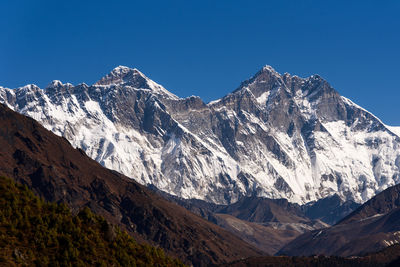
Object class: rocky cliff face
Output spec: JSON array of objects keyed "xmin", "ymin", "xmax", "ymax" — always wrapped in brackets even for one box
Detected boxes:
[{"xmin": 1, "ymin": 65, "xmax": 399, "ymax": 204}]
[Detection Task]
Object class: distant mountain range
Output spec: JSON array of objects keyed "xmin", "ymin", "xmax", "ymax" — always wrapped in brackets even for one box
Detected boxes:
[{"xmin": 1, "ymin": 65, "xmax": 399, "ymax": 206}]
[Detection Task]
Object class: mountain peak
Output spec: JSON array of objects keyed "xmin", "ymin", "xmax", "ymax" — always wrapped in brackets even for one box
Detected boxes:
[
  {"xmin": 18, "ymin": 84, "xmax": 40, "ymax": 92},
  {"xmin": 93, "ymin": 66, "xmax": 179, "ymax": 99},
  {"xmin": 308, "ymin": 74, "xmax": 324, "ymax": 81},
  {"xmin": 113, "ymin": 65, "xmax": 133, "ymax": 72},
  {"xmin": 258, "ymin": 65, "xmax": 282, "ymax": 77},
  {"xmin": 95, "ymin": 66, "xmax": 147, "ymax": 86},
  {"xmin": 261, "ymin": 64, "xmax": 278, "ymax": 73},
  {"xmin": 45, "ymin": 80, "xmax": 63, "ymax": 89},
  {"xmin": 233, "ymin": 64, "xmax": 283, "ymax": 96},
  {"xmin": 110, "ymin": 65, "xmax": 142, "ymax": 76}
]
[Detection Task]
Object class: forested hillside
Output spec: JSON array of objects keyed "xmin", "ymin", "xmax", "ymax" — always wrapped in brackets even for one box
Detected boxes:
[{"xmin": 0, "ymin": 176, "xmax": 184, "ymax": 267}]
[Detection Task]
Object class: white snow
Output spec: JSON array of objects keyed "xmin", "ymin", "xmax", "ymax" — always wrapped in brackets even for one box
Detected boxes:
[
  {"xmin": 256, "ymin": 91, "xmax": 270, "ymax": 106},
  {"xmin": 386, "ymin": 125, "xmax": 400, "ymax": 137},
  {"xmin": 1, "ymin": 67, "xmax": 400, "ymax": 205}
]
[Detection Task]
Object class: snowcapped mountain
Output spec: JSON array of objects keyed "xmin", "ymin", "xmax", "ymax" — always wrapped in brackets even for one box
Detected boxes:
[{"xmin": 1, "ymin": 65, "xmax": 399, "ymax": 204}]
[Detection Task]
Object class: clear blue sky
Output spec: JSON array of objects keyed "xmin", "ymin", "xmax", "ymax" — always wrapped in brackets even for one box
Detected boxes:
[{"xmin": 1, "ymin": 1, "xmax": 399, "ymax": 125}]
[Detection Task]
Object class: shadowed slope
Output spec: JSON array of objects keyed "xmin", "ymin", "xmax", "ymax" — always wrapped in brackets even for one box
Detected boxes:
[
  {"xmin": 278, "ymin": 183, "xmax": 400, "ymax": 257},
  {"xmin": 338, "ymin": 184, "xmax": 400, "ymax": 225}
]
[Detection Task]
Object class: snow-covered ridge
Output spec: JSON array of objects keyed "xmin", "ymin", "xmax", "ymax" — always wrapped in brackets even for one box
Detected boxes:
[
  {"xmin": 385, "ymin": 126, "xmax": 400, "ymax": 138},
  {"xmin": 1, "ymin": 65, "xmax": 399, "ymax": 205},
  {"xmin": 94, "ymin": 66, "xmax": 179, "ymax": 100}
]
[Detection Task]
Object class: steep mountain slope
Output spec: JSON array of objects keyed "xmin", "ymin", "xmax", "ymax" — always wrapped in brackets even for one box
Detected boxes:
[
  {"xmin": 278, "ymin": 207, "xmax": 400, "ymax": 257},
  {"xmin": 0, "ymin": 103, "xmax": 262, "ymax": 266},
  {"xmin": 338, "ymin": 183, "xmax": 400, "ymax": 224},
  {"xmin": 1, "ymin": 65, "xmax": 399, "ymax": 205},
  {"xmin": 278, "ymin": 183, "xmax": 400, "ymax": 257}
]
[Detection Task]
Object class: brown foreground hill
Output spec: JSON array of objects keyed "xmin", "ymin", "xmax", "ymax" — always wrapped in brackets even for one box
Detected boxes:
[
  {"xmin": 278, "ymin": 181, "xmax": 400, "ymax": 258},
  {"xmin": 0, "ymin": 103, "xmax": 262, "ymax": 266}
]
